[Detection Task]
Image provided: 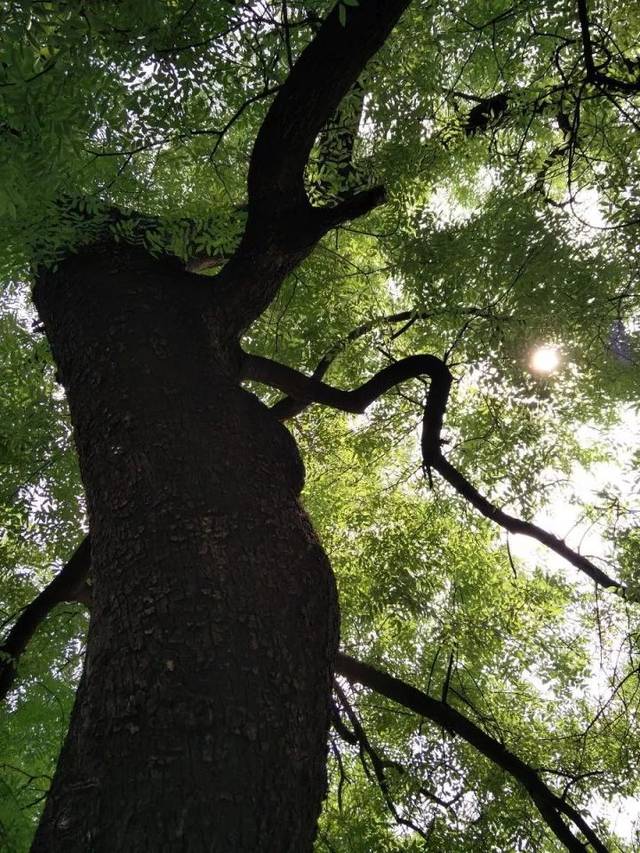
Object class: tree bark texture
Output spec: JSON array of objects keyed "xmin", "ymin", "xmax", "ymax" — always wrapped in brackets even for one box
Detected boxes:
[{"xmin": 30, "ymin": 241, "xmax": 339, "ymax": 852}]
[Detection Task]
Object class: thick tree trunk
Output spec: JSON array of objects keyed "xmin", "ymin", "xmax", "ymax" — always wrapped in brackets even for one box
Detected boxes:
[{"xmin": 30, "ymin": 242, "xmax": 339, "ymax": 852}]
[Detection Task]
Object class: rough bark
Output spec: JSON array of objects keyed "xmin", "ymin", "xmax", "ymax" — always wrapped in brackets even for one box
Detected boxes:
[
  {"xmin": 23, "ymin": 2, "xmax": 413, "ymax": 847},
  {"xmin": 30, "ymin": 241, "xmax": 339, "ymax": 852}
]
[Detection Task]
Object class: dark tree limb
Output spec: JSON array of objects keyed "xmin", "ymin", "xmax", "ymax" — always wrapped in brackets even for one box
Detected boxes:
[
  {"xmin": 577, "ymin": 0, "xmax": 640, "ymax": 93},
  {"xmin": 335, "ymin": 652, "xmax": 608, "ymax": 853},
  {"xmin": 271, "ymin": 310, "xmax": 432, "ymax": 419},
  {"xmin": 242, "ymin": 350, "xmax": 628, "ymax": 596},
  {"xmin": 216, "ymin": 0, "xmax": 411, "ymax": 333},
  {"xmin": 333, "ymin": 680, "xmax": 431, "ymax": 842},
  {"xmin": 271, "ymin": 306, "xmax": 509, "ymax": 419},
  {"xmin": 0, "ymin": 538, "xmax": 91, "ymax": 702},
  {"xmin": 243, "ymin": 350, "xmax": 451, "ymax": 457},
  {"xmin": 243, "ymin": 0, "xmax": 408, "ymax": 220},
  {"xmin": 577, "ymin": 0, "xmax": 598, "ymax": 82},
  {"xmin": 330, "ymin": 699, "xmax": 358, "ymax": 746},
  {"xmin": 430, "ymin": 454, "xmax": 624, "ymax": 593},
  {"xmin": 334, "ymin": 679, "xmax": 464, "ymax": 824}
]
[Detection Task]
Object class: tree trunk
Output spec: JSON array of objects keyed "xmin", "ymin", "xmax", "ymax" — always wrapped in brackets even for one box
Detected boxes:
[{"xmin": 30, "ymin": 241, "xmax": 339, "ymax": 852}]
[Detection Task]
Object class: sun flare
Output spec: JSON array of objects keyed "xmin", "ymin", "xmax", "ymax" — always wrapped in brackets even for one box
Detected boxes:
[{"xmin": 530, "ymin": 345, "xmax": 560, "ymax": 374}]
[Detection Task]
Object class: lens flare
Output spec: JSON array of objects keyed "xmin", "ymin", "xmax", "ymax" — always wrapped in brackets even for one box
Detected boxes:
[{"xmin": 530, "ymin": 345, "xmax": 560, "ymax": 374}]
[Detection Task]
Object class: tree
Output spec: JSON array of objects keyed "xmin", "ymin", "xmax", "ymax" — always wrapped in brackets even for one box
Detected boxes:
[{"xmin": 1, "ymin": 0, "xmax": 640, "ymax": 850}]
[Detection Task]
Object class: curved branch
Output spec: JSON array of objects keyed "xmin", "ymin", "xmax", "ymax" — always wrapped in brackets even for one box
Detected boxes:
[
  {"xmin": 243, "ymin": 351, "xmax": 451, "ymax": 457},
  {"xmin": 335, "ymin": 652, "xmax": 607, "ymax": 853},
  {"xmin": 271, "ymin": 305, "xmax": 509, "ymax": 419},
  {"xmin": 0, "ymin": 537, "xmax": 91, "ymax": 702},
  {"xmin": 243, "ymin": 351, "xmax": 627, "ymax": 596},
  {"xmin": 244, "ymin": 0, "xmax": 408, "ymax": 220},
  {"xmin": 271, "ymin": 310, "xmax": 430, "ymax": 419}
]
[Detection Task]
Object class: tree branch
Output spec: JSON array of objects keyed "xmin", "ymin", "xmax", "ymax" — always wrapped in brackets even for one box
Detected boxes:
[
  {"xmin": 271, "ymin": 306, "xmax": 508, "ymax": 418},
  {"xmin": 244, "ymin": 0, "xmax": 408, "ymax": 221},
  {"xmin": 430, "ymin": 454, "xmax": 624, "ymax": 593},
  {"xmin": 335, "ymin": 652, "xmax": 607, "ymax": 853},
  {"xmin": 243, "ymin": 350, "xmax": 451, "ymax": 453},
  {"xmin": 243, "ymin": 350, "xmax": 628, "ymax": 596},
  {"xmin": 577, "ymin": 0, "xmax": 640, "ymax": 93},
  {"xmin": 334, "ymin": 679, "xmax": 431, "ymax": 842},
  {"xmin": 216, "ymin": 0, "xmax": 411, "ymax": 333},
  {"xmin": 271, "ymin": 310, "xmax": 431, "ymax": 419},
  {"xmin": 577, "ymin": 0, "xmax": 597, "ymax": 82},
  {"xmin": 0, "ymin": 537, "xmax": 91, "ymax": 702}
]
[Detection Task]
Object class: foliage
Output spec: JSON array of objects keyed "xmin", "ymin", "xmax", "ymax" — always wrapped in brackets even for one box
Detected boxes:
[{"xmin": 1, "ymin": 0, "xmax": 640, "ymax": 849}]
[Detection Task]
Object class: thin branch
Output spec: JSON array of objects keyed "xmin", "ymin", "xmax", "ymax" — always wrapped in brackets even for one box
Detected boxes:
[
  {"xmin": 577, "ymin": 0, "xmax": 640, "ymax": 93},
  {"xmin": 334, "ymin": 680, "xmax": 431, "ymax": 842},
  {"xmin": 281, "ymin": 1, "xmax": 294, "ymax": 70},
  {"xmin": 441, "ymin": 649, "xmax": 455, "ymax": 704},
  {"xmin": 331, "ymin": 699, "xmax": 359, "ymax": 746},
  {"xmin": 335, "ymin": 653, "xmax": 607, "ymax": 853},
  {"xmin": 431, "ymin": 455, "xmax": 624, "ymax": 593},
  {"xmin": 195, "ymin": 86, "xmax": 282, "ymax": 158}
]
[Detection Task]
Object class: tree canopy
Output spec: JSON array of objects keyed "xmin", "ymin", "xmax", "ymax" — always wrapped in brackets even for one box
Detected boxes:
[{"xmin": 1, "ymin": 0, "xmax": 640, "ymax": 849}]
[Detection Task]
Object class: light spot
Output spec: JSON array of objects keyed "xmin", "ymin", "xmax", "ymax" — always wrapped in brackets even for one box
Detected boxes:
[{"xmin": 530, "ymin": 345, "xmax": 559, "ymax": 374}]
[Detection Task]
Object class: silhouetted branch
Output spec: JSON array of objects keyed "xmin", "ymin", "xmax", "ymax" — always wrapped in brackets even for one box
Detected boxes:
[
  {"xmin": 271, "ymin": 310, "xmax": 431, "ymax": 419},
  {"xmin": 334, "ymin": 680, "xmax": 430, "ymax": 842},
  {"xmin": 243, "ymin": 350, "xmax": 628, "ymax": 596},
  {"xmin": 217, "ymin": 0, "xmax": 411, "ymax": 332},
  {"xmin": 336, "ymin": 652, "xmax": 607, "ymax": 853},
  {"xmin": 430, "ymin": 454, "xmax": 624, "ymax": 593},
  {"xmin": 577, "ymin": 0, "xmax": 640, "ymax": 93},
  {"xmin": 0, "ymin": 538, "xmax": 91, "ymax": 702}
]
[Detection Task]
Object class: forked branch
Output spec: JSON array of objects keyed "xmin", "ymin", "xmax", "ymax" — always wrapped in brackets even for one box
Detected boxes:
[
  {"xmin": 271, "ymin": 309, "xmax": 431, "ymax": 420},
  {"xmin": 242, "ymin": 350, "xmax": 627, "ymax": 596},
  {"xmin": 242, "ymin": 0, "xmax": 408, "ymax": 221},
  {"xmin": 333, "ymin": 680, "xmax": 431, "ymax": 841},
  {"xmin": 216, "ymin": 0, "xmax": 411, "ymax": 332},
  {"xmin": 577, "ymin": 0, "xmax": 640, "ymax": 93}
]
